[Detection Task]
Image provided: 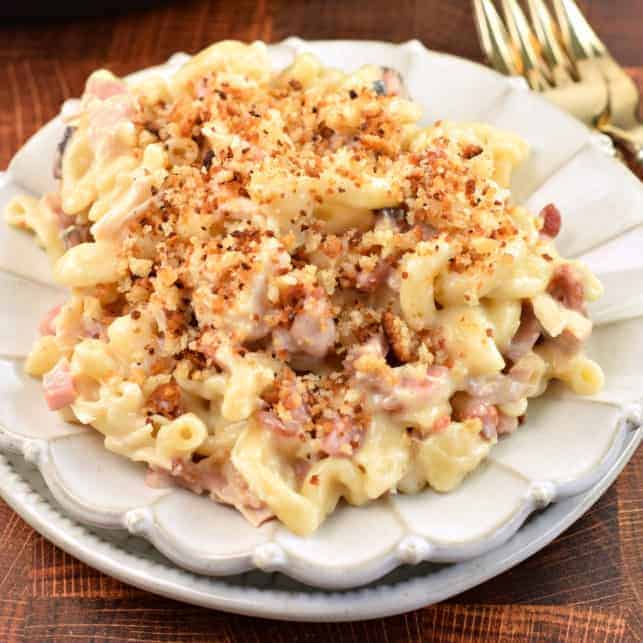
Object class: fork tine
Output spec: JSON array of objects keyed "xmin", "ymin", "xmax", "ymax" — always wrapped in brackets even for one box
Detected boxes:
[
  {"xmin": 554, "ymin": 0, "xmax": 640, "ymax": 132},
  {"xmin": 553, "ymin": 0, "xmax": 607, "ymax": 59},
  {"xmin": 526, "ymin": 0, "xmax": 575, "ymax": 81},
  {"xmin": 473, "ymin": 0, "xmax": 522, "ymax": 76},
  {"xmin": 500, "ymin": 0, "xmax": 552, "ymax": 90}
]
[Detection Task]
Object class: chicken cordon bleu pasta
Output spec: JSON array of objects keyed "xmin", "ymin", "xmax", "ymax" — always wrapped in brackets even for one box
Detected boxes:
[{"xmin": 4, "ymin": 41, "xmax": 604, "ymax": 535}]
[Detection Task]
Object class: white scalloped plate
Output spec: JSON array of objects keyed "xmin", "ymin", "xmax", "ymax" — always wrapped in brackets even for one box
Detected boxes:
[{"xmin": 0, "ymin": 39, "xmax": 641, "ymax": 611}]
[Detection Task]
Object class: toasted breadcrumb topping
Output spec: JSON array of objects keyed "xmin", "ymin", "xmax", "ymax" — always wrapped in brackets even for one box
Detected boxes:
[{"xmin": 75, "ymin": 59, "xmax": 539, "ymax": 451}]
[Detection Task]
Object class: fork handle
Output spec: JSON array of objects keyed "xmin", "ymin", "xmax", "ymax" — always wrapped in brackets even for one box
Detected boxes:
[{"xmin": 600, "ymin": 123, "xmax": 643, "ymax": 181}]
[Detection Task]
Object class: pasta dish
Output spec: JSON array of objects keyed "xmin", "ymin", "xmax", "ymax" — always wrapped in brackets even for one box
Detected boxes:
[{"xmin": 4, "ymin": 41, "xmax": 604, "ymax": 535}]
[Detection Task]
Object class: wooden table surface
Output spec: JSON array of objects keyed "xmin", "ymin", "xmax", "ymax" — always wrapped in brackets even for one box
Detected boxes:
[{"xmin": 1, "ymin": 1, "xmax": 641, "ymax": 640}]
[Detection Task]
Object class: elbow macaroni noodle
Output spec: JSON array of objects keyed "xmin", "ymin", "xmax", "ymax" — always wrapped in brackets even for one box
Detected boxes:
[{"xmin": 4, "ymin": 41, "xmax": 604, "ymax": 535}]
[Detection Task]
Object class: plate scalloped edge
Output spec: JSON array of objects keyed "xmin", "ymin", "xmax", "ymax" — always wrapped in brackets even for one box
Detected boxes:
[
  {"xmin": 0, "ymin": 419, "xmax": 640, "ymax": 622},
  {"xmin": 0, "ymin": 398, "xmax": 639, "ymax": 589},
  {"xmin": 0, "ymin": 38, "xmax": 642, "ymax": 590}
]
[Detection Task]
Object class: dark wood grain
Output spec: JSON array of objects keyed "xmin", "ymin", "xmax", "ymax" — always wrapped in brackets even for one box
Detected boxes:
[{"xmin": 0, "ymin": 1, "xmax": 641, "ymax": 640}]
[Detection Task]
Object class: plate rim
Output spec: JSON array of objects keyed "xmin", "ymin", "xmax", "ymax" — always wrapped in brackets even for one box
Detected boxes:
[{"xmin": 0, "ymin": 428, "xmax": 639, "ymax": 621}]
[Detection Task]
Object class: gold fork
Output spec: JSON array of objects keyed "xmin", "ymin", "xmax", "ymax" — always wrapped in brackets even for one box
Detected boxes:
[{"xmin": 473, "ymin": 0, "xmax": 643, "ymax": 176}]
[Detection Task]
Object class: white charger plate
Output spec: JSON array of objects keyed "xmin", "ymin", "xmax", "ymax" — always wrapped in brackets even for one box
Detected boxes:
[{"xmin": 0, "ymin": 38, "xmax": 641, "ymax": 617}]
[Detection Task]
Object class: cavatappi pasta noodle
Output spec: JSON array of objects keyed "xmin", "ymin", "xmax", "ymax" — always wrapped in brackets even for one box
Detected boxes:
[{"xmin": 5, "ymin": 41, "xmax": 604, "ymax": 535}]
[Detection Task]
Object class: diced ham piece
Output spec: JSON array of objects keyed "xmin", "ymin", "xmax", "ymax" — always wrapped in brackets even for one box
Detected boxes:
[
  {"xmin": 88, "ymin": 97, "xmax": 135, "ymax": 152},
  {"xmin": 554, "ymin": 329, "xmax": 583, "ymax": 355},
  {"xmin": 432, "ymin": 414, "xmax": 451, "ymax": 433},
  {"xmin": 42, "ymin": 359, "xmax": 77, "ymax": 411},
  {"xmin": 346, "ymin": 337, "xmax": 451, "ymax": 414},
  {"xmin": 547, "ymin": 264, "xmax": 585, "ymax": 312},
  {"xmin": 39, "ymin": 303, "xmax": 63, "ymax": 336},
  {"xmin": 42, "ymin": 192, "xmax": 72, "ymax": 229},
  {"xmin": 452, "ymin": 394, "xmax": 499, "ymax": 440},
  {"xmin": 271, "ymin": 327, "xmax": 298, "ymax": 355},
  {"xmin": 466, "ymin": 372, "xmax": 527, "ymax": 406},
  {"xmin": 539, "ymin": 203, "xmax": 562, "ymax": 238},
  {"xmin": 505, "ymin": 303, "xmax": 542, "ymax": 362},
  {"xmin": 540, "ymin": 329, "xmax": 583, "ymax": 358},
  {"xmin": 257, "ymin": 410, "xmax": 289, "ymax": 434},
  {"xmin": 468, "ymin": 349, "xmax": 550, "ymax": 407},
  {"xmin": 257, "ymin": 410, "xmax": 300, "ymax": 438},
  {"xmin": 422, "ymin": 364, "xmax": 450, "ymax": 382},
  {"xmin": 81, "ymin": 72, "xmax": 135, "ymax": 158},
  {"xmin": 237, "ymin": 503, "xmax": 274, "ymax": 527},
  {"xmin": 144, "ymin": 468, "xmax": 175, "ymax": 489},
  {"xmin": 355, "ymin": 259, "xmax": 390, "ymax": 292},
  {"xmin": 320, "ymin": 415, "xmax": 364, "ymax": 457},
  {"xmin": 344, "ymin": 334, "xmax": 388, "ymax": 373},
  {"xmin": 288, "ymin": 291, "xmax": 336, "ymax": 359},
  {"xmin": 85, "ymin": 73, "xmax": 129, "ymax": 101},
  {"xmin": 172, "ymin": 459, "xmax": 273, "ymax": 527},
  {"xmin": 82, "ymin": 71, "xmax": 132, "ymax": 122},
  {"xmin": 379, "ymin": 365, "xmax": 451, "ymax": 412}
]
